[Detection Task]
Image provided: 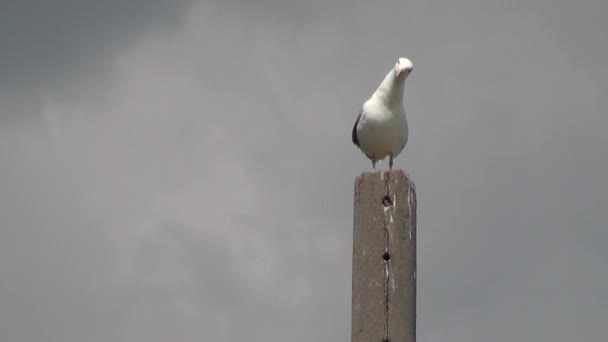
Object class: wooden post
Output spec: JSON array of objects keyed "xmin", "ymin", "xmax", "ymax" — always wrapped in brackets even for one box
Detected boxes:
[{"xmin": 351, "ymin": 170, "xmax": 417, "ymax": 342}]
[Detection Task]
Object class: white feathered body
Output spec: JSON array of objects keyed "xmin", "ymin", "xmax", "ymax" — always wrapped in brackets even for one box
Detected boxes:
[
  {"xmin": 353, "ymin": 63, "xmax": 411, "ymax": 165},
  {"xmin": 356, "ymin": 98, "xmax": 408, "ymax": 161}
]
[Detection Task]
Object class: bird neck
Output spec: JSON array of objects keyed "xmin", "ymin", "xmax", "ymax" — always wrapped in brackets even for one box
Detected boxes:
[{"xmin": 373, "ymin": 69, "xmax": 406, "ymax": 106}]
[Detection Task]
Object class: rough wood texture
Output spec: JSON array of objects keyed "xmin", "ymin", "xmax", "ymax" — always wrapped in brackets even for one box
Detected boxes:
[{"xmin": 352, "ymin": 170, "xmax": 417, "ymax": 342}]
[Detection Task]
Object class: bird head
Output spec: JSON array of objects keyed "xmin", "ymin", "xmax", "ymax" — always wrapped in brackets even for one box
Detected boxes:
[{"xmin": 394, "ymin": 57, "xmax": 413, "ymax": 78}]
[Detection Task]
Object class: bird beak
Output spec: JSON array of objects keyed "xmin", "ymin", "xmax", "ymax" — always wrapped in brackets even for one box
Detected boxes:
[{"xmin": 395, "ymin": 68, "xmax": 402, "ymax": 77}]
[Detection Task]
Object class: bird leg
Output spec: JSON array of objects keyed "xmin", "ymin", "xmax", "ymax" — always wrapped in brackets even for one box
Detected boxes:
[
  {"xmin": 372, "ymin": 159, "xmax": 376, "ymax": 171},
  {"xmin": 389, "ymin": 153, "xmax": 394, "ymax": 170}
]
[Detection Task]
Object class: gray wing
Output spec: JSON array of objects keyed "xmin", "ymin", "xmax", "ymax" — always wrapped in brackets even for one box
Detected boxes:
[{"xmin": 351, "ymin": 109, "xmax": 363, "ymax": 146}]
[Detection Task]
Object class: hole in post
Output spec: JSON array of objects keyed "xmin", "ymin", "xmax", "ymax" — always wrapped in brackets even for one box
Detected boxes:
[
  {"xmin": 382, "ymin": 195, "xmax": 392, "ymax": 207},
  {"xmin": 382, "ymin": 252, "xmax": 391, "ymax": 261}
]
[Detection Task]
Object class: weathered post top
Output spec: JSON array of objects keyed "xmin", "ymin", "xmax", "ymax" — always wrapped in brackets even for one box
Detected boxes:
[{"xmin": 352, "ymin": 169, "xmax": 417, "ymax": 342}]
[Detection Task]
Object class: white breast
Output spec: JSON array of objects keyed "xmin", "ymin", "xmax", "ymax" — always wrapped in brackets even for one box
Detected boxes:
[{"xmin": 356, "ymin": 99, "xmax": 408, "ymax": 161}]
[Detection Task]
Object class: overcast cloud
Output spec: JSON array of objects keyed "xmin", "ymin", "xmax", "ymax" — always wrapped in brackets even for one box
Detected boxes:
[{"xmin": 1, "ymin": 0, "xmax": 607, "ymax": 341}]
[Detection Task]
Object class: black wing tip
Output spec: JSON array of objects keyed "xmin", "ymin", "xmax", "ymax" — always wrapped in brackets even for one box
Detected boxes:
[{"xmin": 351, "ymin": 113, "xmax": 361, "ymax": 146}]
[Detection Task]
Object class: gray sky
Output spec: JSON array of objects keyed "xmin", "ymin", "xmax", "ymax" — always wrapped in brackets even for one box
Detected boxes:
[{"xmin": 1, "ymin": 0, "xmax": 607, "ymax": 341}]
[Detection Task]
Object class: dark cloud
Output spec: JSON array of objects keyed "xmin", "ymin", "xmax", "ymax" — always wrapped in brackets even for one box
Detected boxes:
[{"xmin": 0, "ymin": 0, "xmax": 193, "ymax": 120}]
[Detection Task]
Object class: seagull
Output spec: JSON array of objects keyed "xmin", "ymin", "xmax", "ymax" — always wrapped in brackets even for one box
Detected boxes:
[{"xmin": 352, "ymin": 57, "xmax": 413, "ymax": 170}]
